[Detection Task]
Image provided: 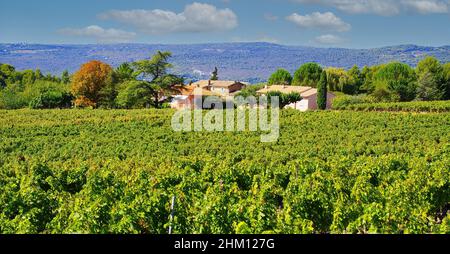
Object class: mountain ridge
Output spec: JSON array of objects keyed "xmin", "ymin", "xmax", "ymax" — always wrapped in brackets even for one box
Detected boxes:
[{"xmin": 1, "ymin": 42, "xmax": 449, "ymax": 83}]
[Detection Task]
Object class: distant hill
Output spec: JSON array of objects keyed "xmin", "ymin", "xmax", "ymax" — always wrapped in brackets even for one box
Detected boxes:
[{"xmin": 1, "ymin": 42, "xmax": 449, "ymax": 83}]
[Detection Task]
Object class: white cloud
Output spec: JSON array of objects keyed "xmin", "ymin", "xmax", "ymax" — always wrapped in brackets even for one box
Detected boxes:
[
  {"xmin": 292, "ymin": 0, "xmax": 399, "ymax": 15},
  {"xmin": 291, "ymin": 0, "xmax": 449, "ymax": 15},
  {"xmin": 402, "ymin": 0, "xmax": 449, "ymax": 14},
  {"xmin": 314, "ymin": 34, "xmax": 345, "ymax": 44},
  {"xmin": 99, "ymin": 2, "xmax": 238, "ymax": 34},
  {"xmin": 286, "ymin": 12, "xmax": 351, "ymax": 32},
  {"xmin": 58, "ymin": 25, "xmax": 136, "ymax": 43}
]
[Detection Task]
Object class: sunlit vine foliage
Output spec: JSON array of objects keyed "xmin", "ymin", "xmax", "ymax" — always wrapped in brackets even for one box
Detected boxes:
[{"xmin": 0, "ymin": 109, "xmax": 448, "ymax": 234}]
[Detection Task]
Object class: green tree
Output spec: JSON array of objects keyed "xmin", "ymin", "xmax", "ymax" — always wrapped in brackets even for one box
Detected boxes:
[
  {"xmin": 211, "ymin": 67, "xmax": 219, "ymax": 81},
  {"xmin": 416, "ymin": 72, "xmax": 444, "ymax": 101},
  {"xmin": 21, "ymin": 70, "xmax": 36, "ymax": 85},
  {"xmin": 317, "ymin": 71, "xmax": 328, "ymax": 110},
  {"xmin": 155, "ymin": 74, "xmax": 184, "ymax": 104},
  {"xmin": 43, "ymin": 74, "xmax": 53, "ymax": 82},
  {"xmin": 372, "ymin": 62, "xmax": 417, "ymax": 102},
  {"xmin": 335, "ymin": 66, "xmax": 362, "ymax": 95},
  {"xmin": 114, "ymin": 63, "xmax": 136, "ymax": 83},
  {"xmin": 0, "ymin": 63, "xmax": 4, "ymax": 88},
  {"xmin": 0, "ymin": 64, "xmax": 15, "ymax": 77},
  {"xmin": 416, "ymin": 57, "xmax": 444, "ymax": 101},
  {"xmin": 325, "ymin": 67, "xmax": 346, "ymax": 92},
  {"xmin": 282, "ymin": 92, "xmax": 302, "ymax": 108},
  {"xmin": 235, "ymin": 83, "xmax": 265, "ymax": 98},
  {"xmin": 132, "ymin": 51, "xmax": 182, "ymax": 108},
  {"xmin": 0, "ymin": 74, "xmax": 5, "ymax": 88},
  {"xmin": 28, "ymin": 82, "xmax": 73, "ymax": 109},
  {"xmin": 35, "ymin": 69, "xmax": 43, "ymax": 80},
  {"xmin": 346, "ymin": 65, "xmax": 363, "ymax": 94},
  {"xmin": 0, "ymin": 64, "xmax": 19, "ymax": 85},
  {"xmin": 293, "ymin": 63, "xmax": 323, "ymax": 87},
  {"xmin": 266, "ymin": 91, "xmax": 302, "ymax": 108},
  {"xmin": 268, "ymin": 68, "xmax": 292, "ymax": 86},
  {"xmin": 61, "ymin": 70, "xmax": 71, "ymax": 84},
  {"xmin": 360, "ymin": 66, "xmax": 371, "ymax": 93},
  {"xmin": 417, "ymin": 56, "xmax": 443, "ymax": 79},
  {"xmin": 98, "ymin": 80, "xmax": 118, "ymax": 109},
  {"xmin": 0, "ymin": 79, "xmax": 72, "ymax": 109},
  {"xmin": 133, "ymin": 51, "xmax": 172, "ymax": 81},
  {"xmin": 116, "ymin": 75, "xmax": 183, "ymax": 109},
  {"xmin": 115, "ymin": 80, "xmax": 154, "ymax": 109},
  {"xmin": 443, "ymin": 63, "xmax": 450, "ymax": 100},
  {"xmin": 0, "ymin": 83, "xmax": 27, "ymax": 109}
]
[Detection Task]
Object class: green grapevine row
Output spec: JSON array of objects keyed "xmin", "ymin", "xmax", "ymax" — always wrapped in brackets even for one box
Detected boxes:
[
  {"xmin": 0, "ymin": 109, "xmax": 449, "ymax": 234},
  {"xmin": 334, "ymin": 100, "xmax": 450, "ymax": 113}
]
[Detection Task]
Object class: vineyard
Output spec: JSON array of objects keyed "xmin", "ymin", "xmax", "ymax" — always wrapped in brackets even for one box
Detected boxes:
[
  {"xmin": 334, "ymin": 100, "xmax": 450, "ymax": 113},
  {"xmin": 0, "ymin": 109, "xmax": 449, "ymax": 234}
]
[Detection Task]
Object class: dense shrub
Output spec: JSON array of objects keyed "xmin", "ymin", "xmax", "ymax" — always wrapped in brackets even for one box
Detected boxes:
[
  {"xmin": 332, "ymin": 95, "xmax": 376, "ymax": 109},
  {"xmin": 0, "ymin": 80, "xmax": 71, "ymax": 110},
  {"xmin": 334, "ymin": 100, "xmax": 450, "ymax": 113},
  {"xmin": 29, "ymin": 91, "xmax": 73, "ymax": 109},
  {"xmin": 0, "ymin": 83, "xmax": 28, "ymax": 109}
]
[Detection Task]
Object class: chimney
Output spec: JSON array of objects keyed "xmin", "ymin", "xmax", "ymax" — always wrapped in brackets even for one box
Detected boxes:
[{"xmin": 208, "ymin": 80, "xmax": 212, "ymax": 86}]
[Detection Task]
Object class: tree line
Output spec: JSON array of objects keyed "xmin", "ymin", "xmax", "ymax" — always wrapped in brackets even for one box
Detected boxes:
[
  {"xmin": 0, "ymin": 51, "xmax": 182, "ymax": 109},
  {"xmin": 1, "ymin": 52, "xmax": 449, "ymax": 110},
  {"xmin": 267, "ymin": 57, "xmax": 450, "ymax": 103}
]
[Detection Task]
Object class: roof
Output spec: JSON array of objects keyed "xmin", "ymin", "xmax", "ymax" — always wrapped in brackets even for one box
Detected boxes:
[
  {"xmin": 171, "ymin": 85, "xmax": 196, "ymax": 96},
  {"xmin": 301, "ymin": 88, "xmax": 319, "ymax": 98},
  {"xmin": 172, "ymin": 85, "xmax": 222, "ymax": 97},
  {"xmin": 257, "ymin": 85, "xmax": 312, "ymax": 95},
  {"xmin": 257, "ymin": 85, "xmax": 335, "ymax": 98},
  {"xmin": 192, "ymin": 80, "xmax": 244, "ymax": 88},
  {"xmin": 190, "ymin": 87, "xmax": 222, "ymax": 96}
]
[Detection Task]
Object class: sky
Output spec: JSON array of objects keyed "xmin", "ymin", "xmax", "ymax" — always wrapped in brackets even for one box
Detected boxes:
[{"xmin": 0, "ymin": 0, "xmax": 449, "ymax": 48}]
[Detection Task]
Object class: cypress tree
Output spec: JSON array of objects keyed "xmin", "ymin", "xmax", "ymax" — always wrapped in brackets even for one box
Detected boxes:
[
  {"xmin": 61, "ymin": 70, "xmax": 70, "ymax": 84},
  {"xmin": 317, "ymin": 71, "xmax": 328, "ymax": 110},
  {"xmin": 211, "ymin": 67, "xmax": 219, "ymax": 81}
]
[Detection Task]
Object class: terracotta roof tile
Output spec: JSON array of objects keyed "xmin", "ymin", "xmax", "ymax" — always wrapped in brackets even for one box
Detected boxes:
[{"xmin": 257, "ymin": 85, "xmax": 313, "ymax": 95}]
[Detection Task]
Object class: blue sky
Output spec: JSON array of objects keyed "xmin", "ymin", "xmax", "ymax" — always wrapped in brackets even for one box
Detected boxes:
[{"xmin": 0, "ymin": 0, "xmax": 449, "ymax": 48}]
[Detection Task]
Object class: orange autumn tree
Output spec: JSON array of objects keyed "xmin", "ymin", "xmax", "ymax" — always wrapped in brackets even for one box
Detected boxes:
[{"xmin": 71, "ymin": 60, "xmax": 113, "ymax": 108}]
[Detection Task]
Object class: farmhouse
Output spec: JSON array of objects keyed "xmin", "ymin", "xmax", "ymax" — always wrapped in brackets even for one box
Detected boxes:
[
  {"xmin": 191, "ymin": 80, "xmax": 247, "ymax": 96},
  {"xmin": 257, "ymin": 85, "xmax": 336, "ymax": 111},
  {"xmin": 170, "ymin": 80, "xmax": 247, "ymax": 109}
]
